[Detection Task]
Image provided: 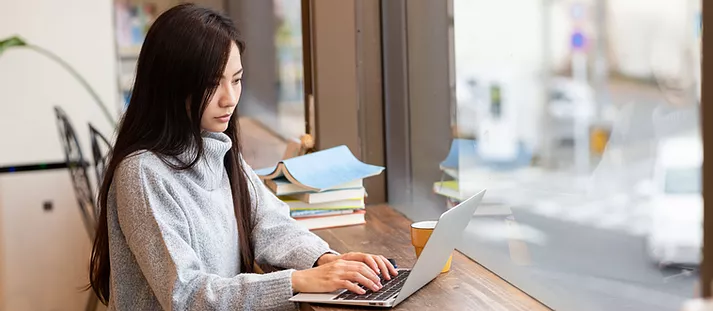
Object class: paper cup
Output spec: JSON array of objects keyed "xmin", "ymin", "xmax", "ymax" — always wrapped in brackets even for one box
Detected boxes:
[{"xmin": 410, "ymin": 220, "xmax": 452, "ymax": 273}]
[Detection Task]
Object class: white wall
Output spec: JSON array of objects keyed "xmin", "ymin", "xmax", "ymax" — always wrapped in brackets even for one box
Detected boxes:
[
  {"xmin": 0, "ymin": 0, "xmax": 118, "ymax": 310},
  {"xmin": 0, "ymin": 0, "xmax": 119, "ymax": 166},
  {"xmin": 0, "ymin": 171, "xmax": 98, "ymax": 311}
]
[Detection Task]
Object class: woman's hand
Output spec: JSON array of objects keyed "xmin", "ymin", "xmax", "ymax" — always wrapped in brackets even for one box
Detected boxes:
[
  {"xmin": 318, "ymin": 252, "xmax": 398, "ymax": 280},
  {"xmin": 291, "ymin": 259, "xmax": 383, "ymax": 294}
]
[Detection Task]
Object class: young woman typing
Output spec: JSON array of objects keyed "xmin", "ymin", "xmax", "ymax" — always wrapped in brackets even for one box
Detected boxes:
[{"xmin": 88, "ymin": 4, "xmax": 396, "ymax": 310}]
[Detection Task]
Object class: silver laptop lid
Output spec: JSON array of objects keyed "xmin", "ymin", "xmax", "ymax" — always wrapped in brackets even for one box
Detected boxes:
[{"xmin": 393, "ymin": 190, "xmax": 486, "ymax": 306}]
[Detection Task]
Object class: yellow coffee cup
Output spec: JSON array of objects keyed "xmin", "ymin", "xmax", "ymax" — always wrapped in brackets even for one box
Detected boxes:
[{"xmin": 410, "ymin": 220, "xmax": 452, "ymax": 273}]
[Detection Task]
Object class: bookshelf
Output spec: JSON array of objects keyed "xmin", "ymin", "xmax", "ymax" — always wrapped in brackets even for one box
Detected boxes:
[
  {"xmin": 113, "ymin": 0, "xmax": 224, "ymax": 109},
  {"xmin": 113, "ymin": 0, "xmax": 178, "ymax": 109}
]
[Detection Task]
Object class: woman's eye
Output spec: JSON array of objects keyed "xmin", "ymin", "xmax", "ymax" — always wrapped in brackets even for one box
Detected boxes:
[{"xmin": 232, "ymin": 78, "xmax": 242, "ymax": 85}]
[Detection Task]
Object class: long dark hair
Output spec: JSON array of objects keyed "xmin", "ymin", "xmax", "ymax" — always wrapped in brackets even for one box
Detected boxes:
[{"xmin": 89, "ymin": 3, "xmax": 253, "ymax": 304}]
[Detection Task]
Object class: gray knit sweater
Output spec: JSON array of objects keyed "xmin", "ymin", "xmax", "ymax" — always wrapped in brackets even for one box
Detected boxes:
[{"xmin": 106, "ymin": 131, "xmax": 334, "ymax": 310}]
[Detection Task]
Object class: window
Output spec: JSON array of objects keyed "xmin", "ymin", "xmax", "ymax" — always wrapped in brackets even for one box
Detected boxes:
[
  {"xmin": 385, "ymin": 0, "xmax": 703, "ymax": 310},
  {"xmin": 114, "ymin": 0, "xmax": 308, "ymax": 140},
  {"xmin": 664, "ymin": 168, "xmax": 701, "ymax": 194},
  {"xmin": 228, "ymin": 0, "xmax": 307, "ymax": 141},
  {"xmin": 449, "ymin": 1, "xmax": 702, "ymax": 310}
]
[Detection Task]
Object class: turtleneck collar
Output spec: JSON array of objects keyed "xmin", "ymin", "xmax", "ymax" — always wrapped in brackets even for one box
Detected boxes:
[{"xmin": 176, "ymin": 131, "xmax": 233, "ymax": 190}]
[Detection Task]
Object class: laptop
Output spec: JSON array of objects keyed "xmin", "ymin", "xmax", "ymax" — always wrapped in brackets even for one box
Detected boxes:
[{"xmin": 289, "ymin": 190, "xmax": 486, "ymax": 308}]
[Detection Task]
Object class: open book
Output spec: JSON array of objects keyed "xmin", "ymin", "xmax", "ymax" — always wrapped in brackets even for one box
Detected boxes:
[
  {"xmin": 255, "ymin": 145, "xmax": 384, "ymax": 192},
  {"xmin": 439, "ymin": 138, "xmax": 531, "ymax": 175},
  {"xmin": 440, "ymin": 139, "xmax": 477, "ymax": 178},
  {"xmin": 265, "ymin": 177, "xmax": 363, "ymax": 196}
]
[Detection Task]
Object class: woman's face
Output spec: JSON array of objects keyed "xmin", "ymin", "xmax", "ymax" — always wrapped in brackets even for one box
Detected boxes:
[{"xmin": 201, "ymin": 42, "xmax": 243, "ymax": 132}]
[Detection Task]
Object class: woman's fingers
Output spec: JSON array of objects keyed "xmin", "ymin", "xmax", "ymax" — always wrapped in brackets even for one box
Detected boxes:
[
  {"xmin": 347, "ymin": 271, "xmax": 381, "ymax": 292},
  {"xmin": 344, "ymin": 252, "xmax": 380, "ymax": 275},
  {"xmin": 351, "ymin": 261, "xmax": 381, "ymax": 288},
  {"xmin": 380, "ymin": 255, "xmax": 399, "ymax": 276},
  {"xmin": 362, "ymin": 254, "xmax": 381, "ymax": 276},
  {"xmin": 373, "ymin": 256, "xmax": 391, "ymax": 280},
  {"xmin": 339, "ymin": 279, "xmax": 366, "ymax": 294}
]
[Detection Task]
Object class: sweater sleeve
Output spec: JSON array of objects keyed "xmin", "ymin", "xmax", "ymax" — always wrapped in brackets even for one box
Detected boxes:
[
  {"xmin": 243, "ymin": 159, "xmax": 339, "ymax": 270},
  {"xmin": 115, "ymin": 156, "xmax": 297, "ymax": 311}
]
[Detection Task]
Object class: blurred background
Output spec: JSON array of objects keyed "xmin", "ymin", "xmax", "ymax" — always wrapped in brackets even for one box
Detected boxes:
[
  {"xmin": 449, "ymin": 1, "xmax": 701, "ymax": 310},
  {"xmin": 0, "ymin": 0, "xmax": 703, "ymax": 310}
]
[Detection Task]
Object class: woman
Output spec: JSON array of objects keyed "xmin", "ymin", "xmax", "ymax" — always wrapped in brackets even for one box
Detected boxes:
[{"xmin": 89, "ymin": 4, "xmax": 396, "ymax": 310}]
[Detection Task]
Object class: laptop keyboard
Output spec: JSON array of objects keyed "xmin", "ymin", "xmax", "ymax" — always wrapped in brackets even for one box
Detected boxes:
[{"xmin": 334, "ymin": 270, "xmax": 411, "ymax": 301}]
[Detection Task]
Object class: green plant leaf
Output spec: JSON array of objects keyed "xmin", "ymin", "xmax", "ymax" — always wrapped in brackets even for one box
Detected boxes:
[{"xmin": 0, "ymin": 36, "xmax": 28, "ymax": 56}]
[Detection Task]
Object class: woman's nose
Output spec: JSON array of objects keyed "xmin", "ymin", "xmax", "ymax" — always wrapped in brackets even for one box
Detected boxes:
[{"xmin": 219, "ymin": 83, "xmax": 238, "ymax": 107}]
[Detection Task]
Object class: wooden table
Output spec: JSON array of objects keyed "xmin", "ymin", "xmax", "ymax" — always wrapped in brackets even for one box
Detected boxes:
[{"xmin": 301, "ymin": 205, "xmax": 551, "ymax": 311}]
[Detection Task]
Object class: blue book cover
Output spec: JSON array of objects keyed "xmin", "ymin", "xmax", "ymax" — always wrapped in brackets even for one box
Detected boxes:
[
  {"xmin": 440, "ymin": 139, "xmax": 477, "ymax": 170},
  {"xmin": 255, "ymin": 145, "xmax": 384, "ymax": 192},
  {"xmin": 439, "ymin": 138, "xmax": 532, "ymax": 172},
  {"xmin": 290, "ymin": 209, "xmax": 358, "ymax": 218}
]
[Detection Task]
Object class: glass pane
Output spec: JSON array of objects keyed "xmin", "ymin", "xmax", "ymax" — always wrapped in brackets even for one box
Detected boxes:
[
  {"xmin": 114, "ymin": 0, "xmax": 307, "ymax": 142},
  {"xmin": 236, "ymin": 0, "xmax": 306, "ymax": 141},
  {"xmin": 274, "ymin": 0, "xmax": 306, "ymax": 138},
  {"xmin": 449, "ymin": 1, "xmax": 702, "ymax": 310}
]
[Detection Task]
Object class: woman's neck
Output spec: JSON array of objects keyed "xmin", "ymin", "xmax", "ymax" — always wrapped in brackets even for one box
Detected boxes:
[{"xmin": 175, "ymin": 131, "xmax": 233, "ymax": 190}]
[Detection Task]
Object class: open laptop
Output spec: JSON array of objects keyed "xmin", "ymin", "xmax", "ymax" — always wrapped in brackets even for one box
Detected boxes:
[{"xmin": 289, "ymin": 190, "xmax": 486, "ymax": 308}]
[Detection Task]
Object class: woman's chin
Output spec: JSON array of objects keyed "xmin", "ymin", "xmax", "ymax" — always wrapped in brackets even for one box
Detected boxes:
[{"xmin": 203, "ymin": 123, "xmax": 230, "ymax": 133}]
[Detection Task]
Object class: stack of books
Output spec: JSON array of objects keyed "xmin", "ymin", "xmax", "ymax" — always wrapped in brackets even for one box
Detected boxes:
[
  {"xmin": 434, "ymin": 138, "xmax": 533, "ymax": 208},
  {"xmin": 433, "ymin": 139, "xmax": 478, "ymax": 208},
  {"xmin": 256, "ymin": 145, "xmax": 384, "ymax": 230}
]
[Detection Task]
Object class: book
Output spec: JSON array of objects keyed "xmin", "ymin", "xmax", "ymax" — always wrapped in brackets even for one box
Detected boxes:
[
  {"xmin": 433, "ymin": 180, "xmax": 480, "ymax": 201},
  {"xmin": 440, "ymin": 139, "xmax": 477, "ymax": 173},
  {"xmin": 295, "ymin": 210, "xmax": 367, "ymax": 230},
  {"xmin": 255, "ymin": 145, "xmax": 384, "ymax": 192},
  {"xmin": 433, "ymin": 180, "xmax": 484, "ymax": 202},
  {"xmin": 280, "ymin": 197, "xmax": 365, "ymax": 211},
  {"xmin": 442, "ymin": 167, "xmax": 459, "ymax": 179},
  {"xmin": 433, "ymin": 180, "xmax": 465, "ymax": 201},
  {"xmin": 440, "ymin": 138, "xmax": 532, "ymax": 173},
  {"xmin": 265, "ymin": 177, "xmax": 363, "ymax": 196},
  {"xmin": 290, "ymin": 209, "xmax": 357, "ymax": 218},
  {"xmin": 290, "ymin": 187, "xmax": 366, "ymax": 204}
]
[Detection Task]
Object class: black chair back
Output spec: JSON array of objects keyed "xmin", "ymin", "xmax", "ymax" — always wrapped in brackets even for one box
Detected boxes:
[
  {"xmin": 53, "ymin": 106, "xmax": 96, "ymax": 239},
  {"xmin": 89, "ymin": 124, "xmax": 112, "ymax": 189}
]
